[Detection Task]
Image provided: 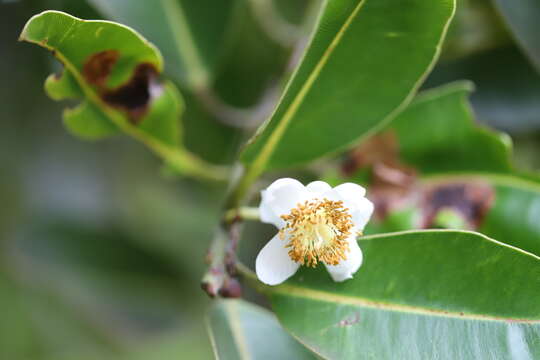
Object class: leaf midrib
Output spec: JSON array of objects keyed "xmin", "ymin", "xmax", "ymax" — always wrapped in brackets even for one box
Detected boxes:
[
  {"xmin": 223, "ymin": 301, "xmax": 252, "ymax": 360},
  {"xmin": 271, "ymin": 230, "xmax": 539, "ymax": 323},
  {"xmin": 248, "ymin": 0, "xmax": 367, "ymax": 175},
  {"xmin": 272, "ymin": 283, "xmax": 540, "ymax": 323}
]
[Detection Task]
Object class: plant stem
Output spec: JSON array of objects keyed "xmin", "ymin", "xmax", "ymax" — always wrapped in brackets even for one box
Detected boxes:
[
  {"xmin": 223, "ymin": 207, "xmax": 260, "ymax": 223},
  {"xmin": 201, "ymin": 221, "xmax": 243, "ymax": 298}
]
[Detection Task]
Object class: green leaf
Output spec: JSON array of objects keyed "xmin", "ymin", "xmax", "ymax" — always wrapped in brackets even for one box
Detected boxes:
[
  {"xmin": 241, "ymin": 0, "xmax": 456, "ymax": 171},
  {"xmin": 87, "ymin": 0, "xmax": 237, "ymax": 89},
  {"xmin": 492, "ymin": 0, "xmax": 540, "ymax": 72},
  {"xmin": 206, "ymin": 300, "xmax": 315, "ymax": 360},
  {"xmin": 390, "ymin": 81, "xmax": 513, "ymax": 174},
  {"xmin": 20, "ymin": 10, "xmax": 182, "ymax": 146},
  {"xmin": 268, "ymin": 230, "xmax": 540, "ymax": 360}
]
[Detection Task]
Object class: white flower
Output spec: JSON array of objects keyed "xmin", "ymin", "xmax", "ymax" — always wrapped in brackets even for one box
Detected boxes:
[{"xmin": 255, "ymin": 178, "xmax": 374, "ymax": 285}]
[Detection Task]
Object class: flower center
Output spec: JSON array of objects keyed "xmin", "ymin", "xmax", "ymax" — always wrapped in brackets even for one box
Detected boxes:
[{"xmin": 279, "ymin": 199, "xmax": 354, "ymax": 267}]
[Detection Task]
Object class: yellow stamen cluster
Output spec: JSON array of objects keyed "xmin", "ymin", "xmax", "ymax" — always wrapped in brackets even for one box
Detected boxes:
[{"xmin": 279, "ymin": 199, "xmax": 354, "ymax": 267}]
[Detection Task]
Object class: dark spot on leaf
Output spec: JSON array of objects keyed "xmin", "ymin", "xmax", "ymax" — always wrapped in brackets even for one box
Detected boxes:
[
  {"xmin": 82, "ymin": 49, "xmax": 162, "ymax": 124},
  {"xmin": 422, "ymin": 182, "xmax": 494, "ymax": 229},
  {"xmin": 82, "ymin": 50, "xmax": 119, "ymax": 87},
  {"xmin": 101, "ymin": 63, "xmax": 161, "ymax": 124}
]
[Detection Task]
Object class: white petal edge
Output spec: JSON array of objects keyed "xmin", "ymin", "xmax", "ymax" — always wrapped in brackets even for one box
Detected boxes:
[
  {"xmin": 324, "ymin": 236, "xmax": 363, "ymax": 282},
  {"xmin": 259, "ymin": 178, "xmax": 308, "ymax": 228},
  {"xmin": 349, "ymin": 197, "xmax": 374, "ymax": 231},
  {"xmin": 306, "ymin": 181, "xmax": 332, "ymax": 195},
  {"xmin": 255, "ymin": 234, "xmax": 300, "ymax": 286},
  {"xmin": 334, "ymin": 182, "xmax": 366, "ymax": 200},
  {"xmin": 333, "ymin": 182, "xmax": 368, "ymax": 213},
  {"xmin": 323, "ymin": 186, "xmax": 374, "ymax": 232}
]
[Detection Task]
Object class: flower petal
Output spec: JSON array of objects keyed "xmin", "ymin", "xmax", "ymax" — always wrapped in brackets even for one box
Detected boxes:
[
  {"xmin": 334, "ymin": 182, "xmax": 366, "ymax": 201},
  {"xmin": 325, "ymin": 236, "xmax": 363, "ymax": 282},
  {"xmin": 260, "ymin": 178, "xmax": 309, "ymax": 227},
  {"xmin": 324, "ymin": 183, "xmax": 374, "ymax": 231},
  {"xmin": 255, "ymin": 234, "xmax": 300, "ymax": 285},
  {"xmin": 349, "ymin": 197, "xmax": 374, "ymax": 231},
  {"xmin": 306, "ymin": 181, "xmax": 332, "ymax": 195}
]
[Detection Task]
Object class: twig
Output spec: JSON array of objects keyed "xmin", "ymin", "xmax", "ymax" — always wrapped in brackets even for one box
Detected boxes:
[{"xmin": 201, "ymin": 220, "xmax": 244, "ymax": 298}]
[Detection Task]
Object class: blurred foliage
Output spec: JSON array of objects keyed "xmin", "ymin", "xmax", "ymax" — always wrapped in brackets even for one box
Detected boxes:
[{"xmin": 1, "ymin": 0, "xmax": 540, "ymax": 359}]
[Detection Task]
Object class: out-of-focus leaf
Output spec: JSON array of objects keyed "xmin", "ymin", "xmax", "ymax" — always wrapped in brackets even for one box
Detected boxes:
[
  {"xmin": 10, "ymin": 221, "xmax": 200, "ymax": 340},
  {"xmin": 241, "ymin": 0, "xmax": 456, "ymax": 171},
  {"xmin": 390, "ymin": 81, "xmax": 512, "ymax": 174},
  {"xmin": 478, "ymin": 176, "xmax": 540, "ymax": 256},
  {"xmin": 442, "ymin": 0, "xmax": 511, "ymax": 60},
  {"xmin": 19, "ymin": 11, "xmax": 183, "ymax": 149},
  {"xmin": 0, "ymin": 275, "xmax": 120, "ymax": 360},
  {"xmin": 87, "ymin": 0, "xmax": 237, "ymax": 89},
  {"xmin": 361, "ymin": 82, "xmax": 540, "ymax": 255},
  {"xmin": 212, "ymin": 0, "xmax": 290, "ymax": 109},
  {"xmin": 181, "ymin": 89, "xmax": 242, "ymax": 165},
  {"xmin": 427, "ymin": 46, "xmax": 540, "ymax": 134},
  {"xmin": 268, "ymin": 230, "xmax": 540, "ymax": 360},
  {"xmin": 492, "ymin": 0, "xmax": 540, "ymax": 73},
  {"xmin": 206, "ymin": 300, "xmax": 314, "ymax": 360}
]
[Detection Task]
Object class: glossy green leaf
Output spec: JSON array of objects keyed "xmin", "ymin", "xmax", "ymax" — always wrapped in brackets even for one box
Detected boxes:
[
  {"xmin": 87, "ymin": 0, "xmax": 237, "ymax": 89},
  {"xmin": 206, "ymin": 300, "xmax": 314, "ymax": 360},
  {"xmin": 268, "ymin": 230, "xmax": 540, "ymax": 359},
  {"xmin": 492, "ymin": 0, "xmax": 540, "ymax": 72},
  {"xmin": 20, "ymin": 10, "xmax": 182, "ymax": 146},
  {"xmin": 390, "ymin": 81, "xmax": 513, "ymax": 174},
  {"xmin": 241, "ymin": 0, "xmax": 456, "ymax": 171}
]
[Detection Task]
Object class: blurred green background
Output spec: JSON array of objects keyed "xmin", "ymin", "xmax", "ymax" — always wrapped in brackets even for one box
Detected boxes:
[{"xmin": 1, "ymin": 0, "xmax": 539, "ymax": 359}]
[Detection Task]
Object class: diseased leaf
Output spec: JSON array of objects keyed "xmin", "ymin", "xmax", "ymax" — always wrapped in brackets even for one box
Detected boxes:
[
  {"xmin": 352, "ymin": 83, "xmax": 540, "ymax": 255},
  {"xmin": 63, "ymin": 101, "xmax": 117, "ymax": 140},
  {"xmin": 492, "ymin": 0, "xmax": 540, "ymax": 73},
  {"xmin": 87, "ymin": 0, "xmax": 237, "ymax": 89},
  {"xmin": 241, "ymin": 0, "xmax": 456, "ymax": 171},
  {"xmin": 206, "ymin": 300, "xmax": 315, "ymax": 360},
  {"xmin": 19, "ymin": 10, "xmax": 182, "ymax": 147},
  {"xmin": 379, "ymin": 83, "xmax": 540, "ymax": 255},
  {"xmin": 267, "ymin": 230, "xmax": 540, "ymax": 360}
]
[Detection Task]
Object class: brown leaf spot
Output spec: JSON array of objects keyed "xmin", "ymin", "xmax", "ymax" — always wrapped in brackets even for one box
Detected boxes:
[
  {"xmin": 82, "ymin": 51, "xmax": 161, "ymax": 124},
  {"xmin": 83, "ymin": 50, "xmax": 119, "ymax": 87},
  {"xmin": 101, "ymin": 63, "xmax": 160, "ymax": 123},
  {"xmin": 422, "ymin": 182, "xmax": 495, "ymax": 229}
]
